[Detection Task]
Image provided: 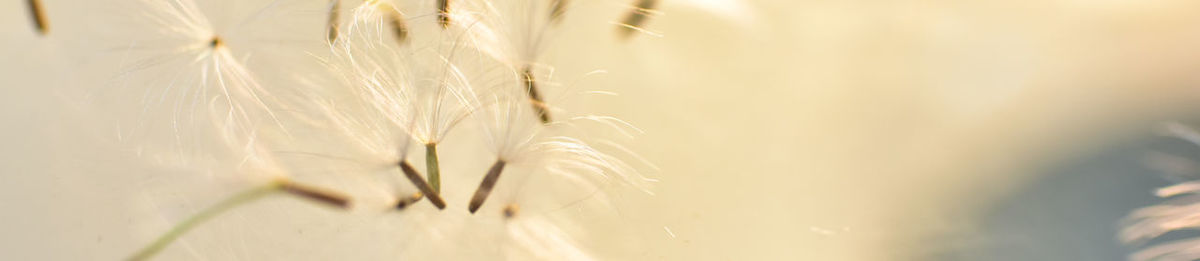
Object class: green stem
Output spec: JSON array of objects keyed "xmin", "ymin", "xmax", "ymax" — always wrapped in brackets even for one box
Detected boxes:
[
  {"xmin": 425, "ymin": 143, "xmax": 441, "ymax": 193},
  {"xmin": 127, "ymin": 183, "xmax": 282, "ymax": 261}
]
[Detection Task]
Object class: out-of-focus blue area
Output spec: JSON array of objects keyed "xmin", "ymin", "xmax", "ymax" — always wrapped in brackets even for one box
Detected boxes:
[{"xmin": 942, "ymin": 132, "xmax": 1200, "ymax": 260}]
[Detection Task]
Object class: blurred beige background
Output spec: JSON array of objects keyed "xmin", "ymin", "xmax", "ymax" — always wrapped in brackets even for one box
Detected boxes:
[{"xmin": 7, "ymin": 0, "xmax": 1200, "ymax": 260}]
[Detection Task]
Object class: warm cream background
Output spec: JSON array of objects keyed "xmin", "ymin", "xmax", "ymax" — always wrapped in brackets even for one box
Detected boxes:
[{"xmin": 6, "ymin": 0, "xmax": 1200, "ymax": 260}]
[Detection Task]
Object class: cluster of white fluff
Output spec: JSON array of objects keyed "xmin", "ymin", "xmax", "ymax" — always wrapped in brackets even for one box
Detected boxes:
[{"xmin": 36, "ymin": 0, "xmax": 660, "ymax": 259}]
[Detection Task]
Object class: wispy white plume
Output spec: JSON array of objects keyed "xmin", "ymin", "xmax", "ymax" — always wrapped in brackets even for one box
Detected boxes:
[{"xmin": 88, "ymin": 0, "xmax": 310, "ymax": 166}]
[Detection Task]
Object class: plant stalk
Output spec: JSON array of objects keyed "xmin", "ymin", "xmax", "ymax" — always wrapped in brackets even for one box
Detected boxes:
[{"xmin": 127, "ymin": 183, "xmax": 281, "ymax": 261}]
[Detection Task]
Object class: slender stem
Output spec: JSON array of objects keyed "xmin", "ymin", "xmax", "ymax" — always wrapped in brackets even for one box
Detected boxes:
[
  {"xmin": 127, "ymin": 183, "xmax": 283, "ymax": 261},
  {"xmin": 425, "ymin": 143, "xmax": 441, "ymax": 193},
  {"xmin": 468, "ymin": 160, "xmax": 507, "ymax": 214},
  {"xmin": 128, "ymin": 180, "xmax": 350, "ymax": 261}
]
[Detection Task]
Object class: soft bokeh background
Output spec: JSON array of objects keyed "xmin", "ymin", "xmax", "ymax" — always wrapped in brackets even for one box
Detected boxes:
[{"xmin": 7, "ymin": 0, "xmax": 1200, "ymax": 260}]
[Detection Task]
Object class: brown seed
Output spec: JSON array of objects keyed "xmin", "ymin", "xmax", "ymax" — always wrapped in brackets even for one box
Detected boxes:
[
  {"xmin": 399, "ymin": 160, "xmax": 446, "ymax": 209},
  {"xmin": 503, "ymin": 204, "xmax": 519, "ymax": 219},
  {"xmin": 437, "ymin": 0, "xmax": 451, "ymax": 28},
  {"xmin": 395, "ymin": 192, "xmax": 424, "ymax": 209},
  {"xmin": 616, "ymin": 0, "xmax": 658, "ymax": 39},
  {"xmin": 209, "ymin": 36, "xmax": 223, "ymax": 49},
  {"xmin": 522, "ymin": 67, "xmax": 551, "ymax": 124},
  {"xmin": 377, "ymin": 3, "xmax": 409, "ymax": 45},
  {"xmin": 327, "ymin": 0, "xmax": 340, "ymax": 43},
  {"xmin": 468, "ymin": 160, "xmax": 507, "ymax": 213},
  {"xmin": 278, "ymin": 181, "xmax": 351, "ymax": 209},
  {"xmin": 27, "ymin": 0, "xmax": 48, "ymax": 35},
  {"xmin": 548, "ymin": 0, "xmax": 568, "ymax": 24}
]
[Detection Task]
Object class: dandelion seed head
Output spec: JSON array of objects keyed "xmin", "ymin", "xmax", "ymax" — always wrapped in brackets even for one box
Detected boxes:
[{"xmin": 111, "ymin": 0, "xmax": 655, "ymax": 259}]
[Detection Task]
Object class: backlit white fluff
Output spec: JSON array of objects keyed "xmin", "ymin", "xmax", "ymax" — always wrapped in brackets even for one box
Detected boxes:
[
  {"xmin": 471, "ymin": 86, "xmax": 652, "ymax": 211},
  {"xmin": 330, "ymin": 0, "xmax": 478, "ymax": 146},
  {"xmin": 95, "ymin": 0, "xmax": 293, "ymax": 166}
]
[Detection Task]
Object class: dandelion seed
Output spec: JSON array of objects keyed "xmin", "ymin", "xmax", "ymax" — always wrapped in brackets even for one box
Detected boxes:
[
  {"xmin": 523, "ymin": 66, "xmax": 552, "ymax": 123},
  {"xmin": 399, "ymin": 159, "xmax": 447, "ymax": 209},
  {"xmin": 438, "ymin": 0, "xmax": 451, "ymax": 28},
  {"xmin": 355, "ymin": 0, "xmax": 410, "ymax": 46},
  {"xmin": 305, "ymin": 97, "xmax": 449, "ymax": 210},
  {"xmin": 298, "ymin": 87, "xmax": 623, "ymax": 259},
  {"xmin": 383, "ymin": 4, "xmax": 410, "ymax": 45},
  {"xmin": 26, "ymin": 0, "xmax": 48, "ymax": 35},
  {"xmin": 504, "ymin": 204, "xmax": 520, "ymax": 218},
  {"xmin": 465, "ymin": 84, "xmax": 651, "ymax": 216},
  {"xmin": 457, "ymin": 0, "xmax": 566, "ymax": 124},
  {"xmin": 616, "ymin": 0, "xmax": 659, "ymax": 39},
  {"xmin": 327, "ymin": 0, "xmax": 341, "ymax": 43},
  {"xmin": 208, "ymin": 35, "xmax": 223, "ymax": 49},
  {"xmin": 329, "ymin": 7, "xmax": 481, "ymax": 197},
  {"xmin": 548, "ymin": 0, "xmax": 568, "ymax": 24},
  {"xmin": 394, "ymin": 192, "xmax": 424, "ymax": 209},
  {"xmin": 306, "ymin": 47, "xmax": 462, "ymax": 210},
  {"xmin": 95, "ymin": 0, "xmax": 301, "ymax": 163},
  {"xmin": 469, "ymin": 159, "xmax": 507, "ymax": 213},
  {"xmin": 276, "ymin": 179, "xmax": 352, "ymax": 209}
]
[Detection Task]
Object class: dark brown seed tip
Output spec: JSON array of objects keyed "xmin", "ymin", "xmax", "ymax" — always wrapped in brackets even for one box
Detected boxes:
[
  {"xmin": 27, "ymin": 0, "xmax": 48, "ymax": 35},
  {"xmin": 531, "ymin": 99, "xmax": 551, "ymax": 123},
  {"xmin": 209, "ymin": 36, "xmax": 223, "ymax": 49},
  {"xmin": 394, "ymin": 192, "xmax": 424, "ymax": 210},
  {"xmin": 616, "ymin": 0, "xmax": 658, "ymax": 40},
  {"xmin": 387, "ymin": 12, "xmax": 408, "ymax": 45},
  {"xmin": 437, "ymin": 0, "xmax": 451, "ymax": 29},
  {"xmin": 279, "ymin": 181, "xmax": 350, "ymax": 209},
  {"xmin": 521, "ymin": 67, "xmax": 551, "ymax": 124},
  {"xmin": 548, "ymin": 0, "xmax": 568, "ymax": 24},
  {"xmin": 503, "ymin": 204, "xmax": 519, "ymax": 219},
  {"xmin": 399, "ymin": 161, "xmax": 446, "ymax": 209},
  {"xmin": 468, "ymin": 160, "xmax": 507, "ymax": 214},
  {"xmin": 327, "ymin": 0, "xmax": 340, "ymax": 43}
]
